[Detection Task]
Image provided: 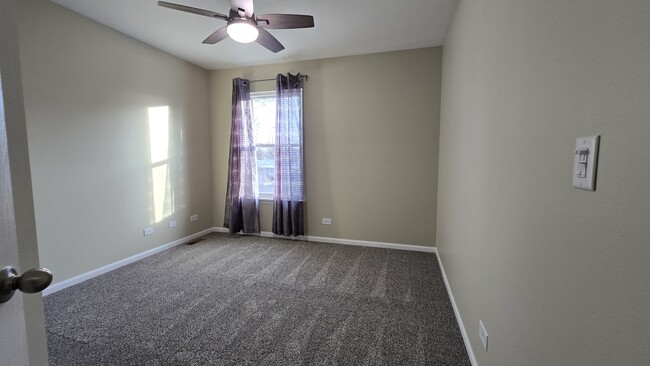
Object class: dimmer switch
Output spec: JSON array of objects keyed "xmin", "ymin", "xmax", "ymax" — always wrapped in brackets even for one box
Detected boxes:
[{"xmin": 572, "ymin": 136, "xmax": 600, "ymax": 191}]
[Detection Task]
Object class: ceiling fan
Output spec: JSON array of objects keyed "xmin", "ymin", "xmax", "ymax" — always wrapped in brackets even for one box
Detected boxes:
[{"xmin": 158, "ymin": 0, "xmax": 314, "ymax": 53}]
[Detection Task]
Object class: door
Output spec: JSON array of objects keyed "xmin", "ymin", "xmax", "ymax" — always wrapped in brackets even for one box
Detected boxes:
[
  {"xmin": 0, "ymin": 108, "xmax": 30, "ymax": 366},
  {"xmin": 0, "ymin": 1, "xmax": 49, "ymax": 365}
]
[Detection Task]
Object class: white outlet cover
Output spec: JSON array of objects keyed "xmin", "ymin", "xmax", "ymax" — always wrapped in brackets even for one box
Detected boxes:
[
  {"xmin": 321, "ymin": 218, "xmax": 332, "ymax": 225},
  {"xmin": 479, "ymin": 320, "xmax": 488, "ymax": 351},
  {"xmin": 168, "ymin": 220, "xmax": 177, "ymax": 228},
  {"xmin": 143, "ymin": 227, "xmax": 154, "ymax": 236},
  {"xmin": 190, "ymin": 214, "xmax": 198, "ymax": 222}
]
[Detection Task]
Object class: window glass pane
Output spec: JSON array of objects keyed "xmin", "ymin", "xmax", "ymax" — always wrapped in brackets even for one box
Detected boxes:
[
  {"xmin": 252, "ymin": 93, "xmax": 276, "ymax": 146},
  {"xmin": 257, "ymin": 146, "xmax": 275, "ymax": 198}
]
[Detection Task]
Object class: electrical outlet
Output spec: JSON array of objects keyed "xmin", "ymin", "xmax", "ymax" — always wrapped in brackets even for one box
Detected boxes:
[
  {"xmin": 143, "ymin": 227, "xmax": 154, "ymax": 236},
  {"xmin": 479, "ymin": 320, "xmax": 488, "ymax": 351},
  {"xmin": 190, "ymin": 214, "xmax": 198, "ymax": 222},
  {"xmin": 322, "ymin": 218, "xmax": 332, "ymax": 225},
  {"xmin": 168, "ymin": 220, "xmax": 177, "ymax": 228}
]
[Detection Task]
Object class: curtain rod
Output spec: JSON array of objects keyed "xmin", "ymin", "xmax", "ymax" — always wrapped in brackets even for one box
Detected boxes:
[{"xmin": 248, "ymin": 75, "xmax": 309, "ymax": 83}]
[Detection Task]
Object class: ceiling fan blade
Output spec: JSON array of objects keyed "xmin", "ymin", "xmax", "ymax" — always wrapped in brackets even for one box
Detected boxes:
[
  {"xmin": 257, "ymin": 14, "xmax": 314, "ymax": 29},
  {"xmin": 256, "ymin": 28, "xmax": 285, "ymax": 53},
  {"xmin": 158, "ymin": 1, "xmax": 228, "ymax": 20},
  {"xmin": 202, "ymin": 26, "xmax": 229, "ymax": 44},
  {"xmin": 231, "ymin": 0, "xmax": 254, "ymax": 17}
]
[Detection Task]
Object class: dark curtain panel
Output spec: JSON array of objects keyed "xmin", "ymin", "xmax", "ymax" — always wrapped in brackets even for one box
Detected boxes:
[
  {"xmin": 272, "ymin": 73, "xmax": 305, "ymax": 236},
  {"xmin": 224, "ymin": 78, "xmax": 260, "ymax": 234}
]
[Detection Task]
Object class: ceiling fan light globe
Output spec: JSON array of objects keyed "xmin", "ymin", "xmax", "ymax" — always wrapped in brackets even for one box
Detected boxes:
[{"xmin": 227, "ymin": 21, "xmax": 259, "ymax": 43}]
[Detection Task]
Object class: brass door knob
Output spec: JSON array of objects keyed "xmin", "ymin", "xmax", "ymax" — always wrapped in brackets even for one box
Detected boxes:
[{"xmin": 0, "ymin": 266, "xmax": 53, "ymax": 303}]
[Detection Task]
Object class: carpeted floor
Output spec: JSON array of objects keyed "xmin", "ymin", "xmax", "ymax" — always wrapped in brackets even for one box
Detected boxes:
[{"xmin": 44, "ymin": 233, "xmax": 470, "ymax": 365}]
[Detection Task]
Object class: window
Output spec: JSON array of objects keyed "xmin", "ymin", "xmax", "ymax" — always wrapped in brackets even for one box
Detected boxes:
[{"xmin": 250, "ymin": 91, "xmax": 276, "ymax": 200}]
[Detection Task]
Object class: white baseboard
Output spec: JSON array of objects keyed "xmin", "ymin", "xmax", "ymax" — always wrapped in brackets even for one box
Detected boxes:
[
  {"xmin": 213, "ymin": 227, "xmax": 436, "ymax": 253},
  {"xmin": 435, "ymin": 250, "xmax": 478, "ymax": 366},
  {"xmin": 47, "ymin": 227, "xmax": 434, "ymax": 296},
  {"xmin": 305, "ymin": 234, "xmax": 436, "ymax": 253},
  {"xmin": 43, "ymin": 228, "xmax": 215, "ymax": 296}
]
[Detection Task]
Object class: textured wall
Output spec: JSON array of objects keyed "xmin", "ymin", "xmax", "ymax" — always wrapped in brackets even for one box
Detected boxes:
[
  {"xmin": 210, "ymin": 48, "xmax": 442, "ymax": 247},
  {"xmin": 17, "ymin": 0, "xmax": 213, "ymax": 283},
  {"xmin": 438, "ymin": 0, "xmax": 650, "ymax": 365}
]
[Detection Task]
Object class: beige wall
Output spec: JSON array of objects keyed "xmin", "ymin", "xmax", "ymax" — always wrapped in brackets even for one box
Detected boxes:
[
  {"xmin": 438, "ymin": 0, "xmax": 650, "ymax": 365},
  {"xmin": 210, "ymin": 48, "xmax": 441, "ymax": 247},
  {"xmin": 17, "ymin": 0, "xmax": 213, "ymax": 283}
]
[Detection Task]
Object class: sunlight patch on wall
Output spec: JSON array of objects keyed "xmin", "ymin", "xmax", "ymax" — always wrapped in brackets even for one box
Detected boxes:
[
  {"xmin": 149, "ymin": 106, "xmax": 170, "ymax": 163},
  {"xmin": 148, "ymin": 106, "xmax": 174, "ymax": 223}
]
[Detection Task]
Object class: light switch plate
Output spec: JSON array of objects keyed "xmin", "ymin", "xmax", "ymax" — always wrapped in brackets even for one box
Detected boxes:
[
  {"xmin": 479, "ymin": 320, "xmax": 488, "ymax": 351},
  {"xmin": 573, "ymin": 136, "xmax": 600, "ymax": 191}
]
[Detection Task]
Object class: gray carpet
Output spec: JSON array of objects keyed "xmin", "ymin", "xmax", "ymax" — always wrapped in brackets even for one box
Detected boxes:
[{"xmin": 44, "ymin": 233, "xmax": 470, "ymax": 365}]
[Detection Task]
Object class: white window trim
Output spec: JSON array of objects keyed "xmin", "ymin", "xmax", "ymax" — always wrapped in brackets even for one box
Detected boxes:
[{"xmin": 251, "ymin": 90, "xmax": 276, "ymax": 99}]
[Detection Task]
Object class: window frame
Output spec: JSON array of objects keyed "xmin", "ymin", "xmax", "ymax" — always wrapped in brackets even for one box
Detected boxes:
[{"xmin": 250, "ymin": 90, "xmax": 277, "ymax": 201}]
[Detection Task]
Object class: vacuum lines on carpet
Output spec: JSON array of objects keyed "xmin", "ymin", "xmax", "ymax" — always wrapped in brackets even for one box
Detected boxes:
[{"xmin": 44, "ymin": 233, "xmax": 470, "ymax": 365}]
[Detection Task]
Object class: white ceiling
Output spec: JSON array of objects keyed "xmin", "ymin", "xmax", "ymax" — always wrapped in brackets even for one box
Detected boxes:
[{"xmin": 51, "ymin": 0, "xmax": 458, "ymax": 70}]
